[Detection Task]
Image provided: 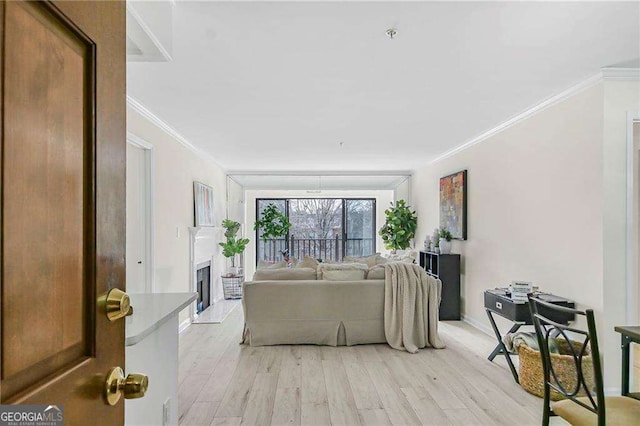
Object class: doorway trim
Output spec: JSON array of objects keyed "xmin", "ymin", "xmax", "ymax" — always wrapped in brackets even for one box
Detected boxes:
[
  {"xmin": 626, "ymin": 111, "xmax": 640, "ymax": 323},
  {"xmin": 127, "ymin": 132, "xmax": 156, "ymax": 293}
]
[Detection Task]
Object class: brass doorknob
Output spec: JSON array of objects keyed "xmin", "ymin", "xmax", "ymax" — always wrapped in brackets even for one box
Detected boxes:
[
  {"xmin": 105, "ymin": 288, "xmax": 131, "ymax": 321},
  {"xmin": 104, "ymin": 367, "xmax": 149, "ymax": 406}
]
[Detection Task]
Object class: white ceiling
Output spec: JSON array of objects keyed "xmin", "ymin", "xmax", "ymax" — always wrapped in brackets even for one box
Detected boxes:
[{"xmin": 127, "ymin": 1, "xmax": 640, "ymax": 172}]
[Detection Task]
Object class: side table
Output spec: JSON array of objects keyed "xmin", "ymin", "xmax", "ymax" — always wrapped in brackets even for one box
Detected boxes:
[
  {"xmin": 484, "ymin": 289, "xmax": 575, "ymax": 383},
  {"xmin": 614, "ymin": 325, "xmax": 640, "ymax": 400}
]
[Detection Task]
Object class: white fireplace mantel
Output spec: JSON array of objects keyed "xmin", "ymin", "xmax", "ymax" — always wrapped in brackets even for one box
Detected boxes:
[{"xmin": 188, "ymin": 226, "xmax": 225, "ymax": 322}]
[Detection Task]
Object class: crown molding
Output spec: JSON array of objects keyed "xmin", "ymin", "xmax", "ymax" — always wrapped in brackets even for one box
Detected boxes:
[
  {"xmin": 126, "ymin": 95, "xmax": 225, "ymax": 169},
  {"xmin": 226, "ymin": 170, "xmax": 412, "ymax": 177},
  {"xmin": 429, "ymin": 72, "xmax": 604, "ymax": 165},
  {"xmin": 602, "ymin": 67, "xmax": 640, "ymax": 81}
]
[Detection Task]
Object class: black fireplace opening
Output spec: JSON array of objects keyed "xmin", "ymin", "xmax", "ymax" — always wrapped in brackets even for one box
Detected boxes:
[{"xmin": 196, "ymin": 264, "xmax": 211, "ymax": 314}]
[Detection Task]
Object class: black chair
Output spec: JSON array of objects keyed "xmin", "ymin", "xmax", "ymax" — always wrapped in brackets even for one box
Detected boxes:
[{"xmin": 528, "ymin": 295, "xmax": 640, "ymax": 426}]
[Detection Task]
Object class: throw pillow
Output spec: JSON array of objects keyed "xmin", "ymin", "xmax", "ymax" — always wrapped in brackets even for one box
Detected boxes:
[
  {"xmin": 257, "ymin": 260, "xmax": 288, "ymax": 270},
  {"xmin": 253, "ymin": 267, "xmax": 317, "ymax": 281},
  {"xmin": 296, "ymin": 256, "xmax": 319, "ymax": 270},
  {"xmin": 316, "ymin": 262, "xmax": 368, "ymax": 280},
  {"xmin": 367, "ymin": 266, "xmax": 385, "ymax": 280},
  {"xmin": 344, "ymin": 253, "xmax": 382, "ymax": 268},
  {"xmin": 322, "ymin": 269, "xmax": 366, "ymax": 281}
]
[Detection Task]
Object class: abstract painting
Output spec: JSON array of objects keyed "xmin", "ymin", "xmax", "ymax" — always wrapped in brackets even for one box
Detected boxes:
[
  {"xmin": 194, "ymin": 181, "xmax": 215, "ymax": 227},
  {"xmin": 439, "ymin": 170, "xmax": 467, "ymax": 240}
]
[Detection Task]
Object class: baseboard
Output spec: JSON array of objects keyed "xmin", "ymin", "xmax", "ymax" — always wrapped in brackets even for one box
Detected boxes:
[
  {"xmin": 461, "ymin": 313, "xmax": 494, "ymax": 338},
  {"xmin": 178, "ymin": 317, "xmax": 192, "ymax": 334},
  {"xmin": 604, "ymin": 387, "xmax": 622, "ymax": 396}
]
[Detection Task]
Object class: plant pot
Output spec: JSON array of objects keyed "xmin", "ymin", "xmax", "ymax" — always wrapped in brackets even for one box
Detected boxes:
[{"xmin": 439, "ymin": 238, "xmax": 452, "ymax": 254}]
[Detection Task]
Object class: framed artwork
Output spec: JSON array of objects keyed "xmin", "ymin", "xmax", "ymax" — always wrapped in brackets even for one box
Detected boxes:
[
  {"xmin": 193, "ymin": 181, "xmax": 215, "ymax": 227},
  {"xmin": 439, "ymin": 170, "xmax": 467, "ymax": 240}
]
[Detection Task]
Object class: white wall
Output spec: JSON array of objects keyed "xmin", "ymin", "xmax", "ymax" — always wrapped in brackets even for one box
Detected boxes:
[
  {"xmin": 412, "ymin": 82, "xmax": 606, "ymax": 367},
  {"xmin": 412, "ymin": 78, "xmax": 640, "ymax": 391},
  {"xmin": 244, "ymin": 189, "xmax": 395, "ymax": 278},
  {"xmin": 127, "ymin": 106, "xmax": 227, "ymax": 324},
  {"xmin": 394, "ymin": 177, "xmax": 412, "ymax": 205},
  {"xmin": 601, "ymin": 80, "xmax": 640, "ymax": 389}
]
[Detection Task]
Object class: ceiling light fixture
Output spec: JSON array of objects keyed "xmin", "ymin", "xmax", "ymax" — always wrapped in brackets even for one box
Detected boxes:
[{"xmin": 385, "ymin": 28, "xmax": 397, "ymax": 39}]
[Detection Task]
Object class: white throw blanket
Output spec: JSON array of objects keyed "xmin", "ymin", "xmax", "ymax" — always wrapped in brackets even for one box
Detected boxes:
[{"xmin": 383, "ymin": 262, "xmax": 446, "ymax": 353}]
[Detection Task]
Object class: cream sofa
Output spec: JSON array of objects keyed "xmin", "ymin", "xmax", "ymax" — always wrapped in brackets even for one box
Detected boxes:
[{"xmin": 241, "ymin": 266, "xmax": 386, "ymax": 346}]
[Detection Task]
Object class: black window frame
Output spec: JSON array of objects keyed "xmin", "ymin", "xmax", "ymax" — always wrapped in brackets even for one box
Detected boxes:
[{"xmin": 255, "ymin": 197, "xmax": 376, "ymax": 265}]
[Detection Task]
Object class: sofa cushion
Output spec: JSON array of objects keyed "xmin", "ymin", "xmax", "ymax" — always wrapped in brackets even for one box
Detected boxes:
[
  {"xmin": 296, "ymin": 256, "xmax": 319, "ymax": 270},
  {"xmin": 257, "ymin": 260, "xmax": 288, "ymax": 270},
  {"xmin": 323, "ymin": 269, "xmax": 366, "ymax": 281},
  {"xmin": 253, "ymin": 267, "xmax": 317, "ymax": 281},
  {"xmin": 344, "ymin": 253, "xmax": 388, "ymax": 268},
  {"xmin": 367, "ymin": 266, "xmax": 386, "ymax": 280},
  {"xmin": 317, "ymin": 262, "xmax": 368, "ymax": 280}
]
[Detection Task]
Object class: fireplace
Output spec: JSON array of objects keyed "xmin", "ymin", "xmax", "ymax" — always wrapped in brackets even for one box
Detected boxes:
[{"xmin": 196, "ymin": 261, "xmax": 211, "ymax": 314}]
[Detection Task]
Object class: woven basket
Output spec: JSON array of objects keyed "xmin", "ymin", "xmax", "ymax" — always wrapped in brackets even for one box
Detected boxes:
[{"xmin": 517, "ymin": 339, "xmax": 594, "ymax": 401}]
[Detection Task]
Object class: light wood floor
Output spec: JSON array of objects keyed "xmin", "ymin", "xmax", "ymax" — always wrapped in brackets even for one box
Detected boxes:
[{"xmin": 178, "ymin": 307, "xmax": 551, "ymax": 426}]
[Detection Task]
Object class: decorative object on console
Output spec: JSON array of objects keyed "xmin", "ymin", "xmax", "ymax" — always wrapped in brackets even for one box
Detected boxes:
[
  {"xmin": 193, "ymin": 181, "xmax": 215, "ymax": 226},
  {"xmin": 423, "ymin": 236, "xmax": 431, "ymax": 251},
  {"xmin": 254, "ymin": 203, "xmax": 291, "ymax": 261},
  {"xmin": 379, "ymin": 200, "xmax": 418, "ymax": 252},
  {"xmin": 509, "ymin": 281, "xmax": 533, "ymax": 303},
  {"xmin": 439, "ymin": 170, "xmax": 467, "ymax": 240},
  {"xmin": 438, "ymin": 228, "xmax": 453, "ymax": 254},
  {"xmin": 219, "ymin": 219, "xmax": 249, "ymax": 277}
]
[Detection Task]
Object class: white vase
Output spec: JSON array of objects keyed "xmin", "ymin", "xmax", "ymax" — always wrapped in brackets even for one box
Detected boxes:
[{"xmin": 439, "ymin": 238, "xmax": 452, "ymax": 254}]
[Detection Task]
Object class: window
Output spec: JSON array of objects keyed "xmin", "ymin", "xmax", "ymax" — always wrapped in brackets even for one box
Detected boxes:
[{"xmin": 255, "ymin": 198, "xmax": 376, "ymax": 263}]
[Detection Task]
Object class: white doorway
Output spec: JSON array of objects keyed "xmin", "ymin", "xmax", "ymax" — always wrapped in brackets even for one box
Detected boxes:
[
  {"xmin": 625, "ymin": 113, "xmax": 640, "ymax": 392},
  {"xmin": 126, "ymin": 134, "xmax": 155, "ymax": 293}
]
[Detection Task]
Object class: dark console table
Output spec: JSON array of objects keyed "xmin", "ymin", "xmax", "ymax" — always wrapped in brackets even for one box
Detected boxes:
[
  {"xmin": 484, "ymin": 289, "xmax": 575, "ymax": 383},
  {"xmin": 419, "ymin": 251, "xmax": 460, "ymax": 320}
]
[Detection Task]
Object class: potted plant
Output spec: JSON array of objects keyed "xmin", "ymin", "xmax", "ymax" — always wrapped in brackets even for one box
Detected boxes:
[
  {"xmin": 253, "ymin": 203, "xmax": 291, "ymax": 261},
  {"xmin": 219, "ymin": 219, "xmax": 249, "ymax": 277},
  {"xmin": 379, "ymin": 200, "xmax": 418, "ymax": 253},
  {"xmin": 439, "ymin": 228, "xmax": 453, "ymax": 254}
]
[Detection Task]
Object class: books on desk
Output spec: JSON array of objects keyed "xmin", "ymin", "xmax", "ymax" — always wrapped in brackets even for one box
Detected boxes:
[{"xmin": 509, "ymin": 281, "xmax": 533, "ymax": 303}]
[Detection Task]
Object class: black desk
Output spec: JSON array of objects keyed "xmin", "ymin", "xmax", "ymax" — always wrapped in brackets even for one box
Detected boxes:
[
  {"xmin": 614, "ymin": 325, "xmax": 640, "ymax": 400},
  {"xmin": 484, "ymin": 289, "xmax": 575, "ymax": 383}
]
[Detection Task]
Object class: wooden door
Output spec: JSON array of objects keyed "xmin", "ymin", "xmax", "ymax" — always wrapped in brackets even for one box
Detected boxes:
[{"xmin": 0, "ymin": 1, "xmax": 127, "ymax": 424}]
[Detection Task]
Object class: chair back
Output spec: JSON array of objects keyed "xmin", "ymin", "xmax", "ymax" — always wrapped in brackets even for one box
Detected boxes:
[{"xmin": 527, "ymin": 295, "xmax": 605, "ymax": 422}]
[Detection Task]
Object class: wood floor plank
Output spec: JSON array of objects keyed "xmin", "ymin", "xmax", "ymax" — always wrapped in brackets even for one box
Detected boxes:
[
  {"xmin": 271, "ymin": 387, "xmax": 301, "ymax": 426},
  {"xmin": 197, "ymin": 356, "xmax": 240, "ymax": 403},
  {"xmin": 278, "ymin": 347, "xmax": 302, "ymax": 389},
  {"xmin": 241, "ymin": 373, "xmax": 278, "ymax": 426},
  {"xmin": 443, "ymin": 408, "xmax": 484, "ymax": 425},
  {"xmin": 401, "ymin": 386, "xmax": 451, "ymax": 426},
  {"xmin": 258, "ymin": 346, "xmax": 283, "ymax": 375},
  {"xmin": 322, "ymin": 359, "xmax": 361, "ymax": 426},
  {"xmin": 300, "ymin": 402, "xmax": 331, "ymax": 426},
  {"xmin": 181, "ymin": 401, "xmax": 219, "ymax": 426},
  {"xmin": 179, "ymin": 374, "xmax": 211, "ymax": 421},
  {"xmin": 300, "ymin": 357, "xmax": 327, "ymax": 405},
  {"xmin": 215, "ymin": 350, "xmax": 262, "ymax": 418},
  {"xmin": 210, "ymin": 417, "xmax": 242, "ymax": 426},
  {"xmin": 342, "ymin": 360, "xmax": 383, "ymax": 410},
  {"xmin": 364, "ymin": 361, "xmax": 421, "ymax": 426},
  {"xmin": 357, "ymin": 408, "xmax": 392, "ymax": 425}
]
